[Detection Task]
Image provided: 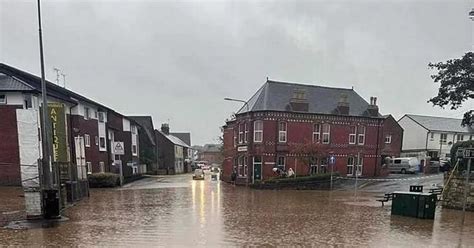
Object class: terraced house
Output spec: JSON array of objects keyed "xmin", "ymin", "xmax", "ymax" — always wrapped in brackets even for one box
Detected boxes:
[
  {"xmin": 222, "ymin": 80, "xmax": 403, "ymax": 185},
  {"xmin": 0, "ymin": 63, "xmax": 144, "ymax": 193}
]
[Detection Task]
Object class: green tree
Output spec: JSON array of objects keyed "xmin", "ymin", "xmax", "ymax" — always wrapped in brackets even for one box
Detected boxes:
[{"xmin": 428, "ymin": 52, "xmax": 473, "ymax": 126}]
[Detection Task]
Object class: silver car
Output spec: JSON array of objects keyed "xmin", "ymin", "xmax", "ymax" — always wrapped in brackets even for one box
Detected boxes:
[{"xmin": 387, "ymin": 157, "xmax": 419, "ymax": 174}]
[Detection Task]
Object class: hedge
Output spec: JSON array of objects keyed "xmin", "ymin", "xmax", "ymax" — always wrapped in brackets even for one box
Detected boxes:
[
  {"xmin": 450, "ymin": 140, "xmax": 474, "ymax": 171},
  {"xmin": 263, "ymin": 172, "xmax": 338, "ymax": 184},
  {"xmin": 88, "ymin": 173, "xmax": 120, "ymax": 188}
]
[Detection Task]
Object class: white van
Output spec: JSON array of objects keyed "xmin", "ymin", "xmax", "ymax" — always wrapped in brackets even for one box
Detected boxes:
[{"xmin": 387, "ymin": 157, "xmax": 419, "ymax": 174}]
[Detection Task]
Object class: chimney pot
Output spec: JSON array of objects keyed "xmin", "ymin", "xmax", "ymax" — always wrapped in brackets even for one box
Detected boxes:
[{"xmin": 161, "ymin": 123, "xmax": 170, "ymax": 135}]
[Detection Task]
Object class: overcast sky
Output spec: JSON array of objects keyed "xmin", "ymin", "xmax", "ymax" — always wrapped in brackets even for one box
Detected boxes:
[{"xmin": 1, "ymin": 0, "xmax": 472, "ymax": 145}]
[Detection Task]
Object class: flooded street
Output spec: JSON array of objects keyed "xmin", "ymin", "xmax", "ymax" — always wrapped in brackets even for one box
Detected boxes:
[{"xmin": 1, "ymin": 174, "xmax": 473, "ymax": 247}]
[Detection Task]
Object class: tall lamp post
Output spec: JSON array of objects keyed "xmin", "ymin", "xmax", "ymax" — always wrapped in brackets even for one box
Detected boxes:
[
  {"xmin": 37, "ymin": 0, "xmax": 53, "ymax": 190},
  {"xmin": 224, "ymin": 97, "xmax": 249, "ymax": 112},
  {"xmin": 224, "ymin": 97, "xmax": 249, "ymax": 185}
]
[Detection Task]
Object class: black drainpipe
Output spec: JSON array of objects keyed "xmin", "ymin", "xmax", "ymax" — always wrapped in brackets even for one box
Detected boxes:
[{"xmin": 374, "ymin": 118, "xmax": 381, "ymax": 177}]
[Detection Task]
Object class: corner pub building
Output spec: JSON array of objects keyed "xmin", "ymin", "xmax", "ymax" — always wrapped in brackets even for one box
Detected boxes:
[{"xmin": 222, "ymin": 80, "xmax": 403, "ymax": 185}]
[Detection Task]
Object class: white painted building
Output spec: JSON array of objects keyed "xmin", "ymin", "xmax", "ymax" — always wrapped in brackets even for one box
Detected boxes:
[{"xmin": 398, "ymin": 114, "xmax": 473, "ymax": 160}]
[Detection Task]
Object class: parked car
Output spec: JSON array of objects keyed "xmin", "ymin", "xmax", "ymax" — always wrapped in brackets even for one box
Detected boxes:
[
  {"xmin": 387, "ymin": 157, "xmax": 419, "ymax": 174},
  {"xmin": 193, "ymin": 169, "xmax": 205, "ymax": 180}
]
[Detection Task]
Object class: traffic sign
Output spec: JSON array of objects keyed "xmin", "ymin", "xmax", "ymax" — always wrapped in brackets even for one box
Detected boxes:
[
  {"xmin": 329, "ymin": 156, "xmax": 336, "ymax": 164},
  {"xmin": 113, "ymin": 142, "xmax": 125, "ymax": 155}
]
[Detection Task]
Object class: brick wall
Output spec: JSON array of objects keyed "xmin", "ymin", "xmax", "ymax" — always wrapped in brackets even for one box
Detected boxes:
[
  {"xmin": 0, "ymin": 105, "xmax": 21, "ymax": 185},
  {"xmin": 70, "ymin": 115, "xmax": 109, "ymax": 173},
  {"xmin": 222, "ymin": 112, "xmax": 403, "ymax": 183}
]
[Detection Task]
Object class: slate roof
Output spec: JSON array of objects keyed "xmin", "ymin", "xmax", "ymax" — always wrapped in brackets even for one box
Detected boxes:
[
  {"xmin": 170, "ymin": 132, "xmax": 191, "ymax": 146},
  {"xmin": 129, "ymin": 116, "xmax": 156, "ymax": 146},
  {"xmin": 0, "ymin": 73, "xmax": 35, "ymax": 91},
  {"xmin": 236, "ymin": 80, "xmax": 381, "ymax": 117},
  {"xmin": 403, "ymin": 114, "xmax": 473, "ymax": 133},
  {"xmin": 156, "ymin": 130, "xmax": 190, "ymax": 148},
  {"xmin": 0, "ymin": 63, "xmax": 133, "ymax": 120}
]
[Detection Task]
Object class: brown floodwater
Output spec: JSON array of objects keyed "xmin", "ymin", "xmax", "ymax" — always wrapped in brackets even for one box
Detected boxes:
[{"xmin": 1, "ymin": 174, "xmax": 473, "ymax": 247}]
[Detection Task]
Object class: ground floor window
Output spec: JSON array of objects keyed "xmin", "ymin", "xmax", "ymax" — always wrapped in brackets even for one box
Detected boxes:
[
  {"xmin": 356, "ymin": 156, "xmax": 363, "ymax": 176},
  {"xmin": 347, "ymin": 157, "xmax": 354, "ymax": 176},
  {"xmin": 238, "ymin": 156, "xmax": 247, "ymax": 177},
  {"xmin": 320, "ymin": 157, "xmax": 328, "ymax": 173},
  {"xmin": 277, "ymin": 156, "xmax": 285, "ymax": 170},
  {"xmin": 310, "ymin": 157, "xmax": 319, "ymax": 174},
  {"xmin": 86, "ymin": 162, "xmax": 92, "ymax": 174}
]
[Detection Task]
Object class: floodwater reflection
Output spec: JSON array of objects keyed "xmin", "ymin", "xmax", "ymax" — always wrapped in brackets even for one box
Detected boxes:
[{"xmin": 0, "ymin": 174, "xmax": 473, "ymax": 247}]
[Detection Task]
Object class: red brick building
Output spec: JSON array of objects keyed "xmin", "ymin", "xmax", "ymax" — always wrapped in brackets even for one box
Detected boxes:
[
  {"xmin": 0, "ymin": 63, "xmax": 142, "ymax": 188},
  {"xmin": 222, "ymin": 80, "xmax": 403, "ymax": 185}
]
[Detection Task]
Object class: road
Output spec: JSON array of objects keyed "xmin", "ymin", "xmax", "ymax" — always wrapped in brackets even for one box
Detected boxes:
[{"xmin": 1, "ymin": 173, "xmax": 473, "ymax": 247}]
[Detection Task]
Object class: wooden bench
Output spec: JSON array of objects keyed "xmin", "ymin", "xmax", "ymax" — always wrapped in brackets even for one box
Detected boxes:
[{"xmin": 376, "ymin": 193, "xmax": 393, "ymax": 206}]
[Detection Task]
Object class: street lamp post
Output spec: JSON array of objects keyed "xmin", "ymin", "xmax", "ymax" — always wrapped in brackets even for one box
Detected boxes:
[
  {"xmin": 37, "ymin": 0, "xmax": 53, "ymax": 190},
  {"xmin": 224, "ymin": 97, "xmax": 249, "ymax": 112}
]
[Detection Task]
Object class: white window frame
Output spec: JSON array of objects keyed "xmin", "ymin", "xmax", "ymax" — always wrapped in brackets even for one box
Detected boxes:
[
  {"xmin": 84, "ymin": 107, "xmax": 90, "ymax": 120},
  {"xmin": 384, "ymin": 134, "xmax": 392, "ymax": 144},
  {"xmin": 244, "ymin": 123, "xmax": 248, "ymax": 143},
  {"xmin": 238, "ymin": 124, "xmax": 244, "ymax": 144},
  {"xmin": 253, "ymin": 120, "xmax": 263, "ymax": 143},
  {"xmin": 86, "ymin": 162, "xmax": 92, "ymax": 174},
  {"xmin": 347, "ymin": 157, "xmax": 354, "ymax": 176},
  {"xmin": 440, "ymin": 133, "xmax": 447, "ymax": 144},
  {"xmin": 356, "ymin": 156, "xmax": 363, "ymax": 176},
  {"xmin": 313, "ymin": 123, "xmax": 321, "ymax": 143},
  {"xmin": 358, "ymin": 126, "xmax": 366, "ymax": 145},
  {"xmin": 322, "ymin": 123, "xmax": 330, "ymax": 144},
  {"xmin": 0, "ymin": 94, "xmax": 6, "ymax": 104},
  {"xmin": 99, "ymin": 137, "xmax": 106, "ymax": 149},
  {"xmin": 320, "ymin": 157, "xmax": 328, "ymax": 173},
  {"xmin": 238, "ymin": 156, "xmax": 247, "ymax": 177},
  {"xmin": 277, "ymin": 156, "xmax": 285, "ymax": 170},
  {"xmin": 278, "ymin": 122, "xmax": 287, "ymax": 143},
  {"xmin": 349, "ymin": 126, "xmax": 356, "ymax": 144},
  {"xmin": 310, "ymin": 157, "xmax": 318, "ymax": 174},
  {"xmin": 84, "ymin": 134, "xmax": 91, "ymax": 147},
  {"xmin": 456, "ymin": 134, "xmax": 464, "ymax": 142},
  {"xmin": 98, "ymin": 112, "xmax": 105, "ymax": 123},
  {"xmin": 233, "ymin": 129, "xmax": 237, "ymax": 147}
]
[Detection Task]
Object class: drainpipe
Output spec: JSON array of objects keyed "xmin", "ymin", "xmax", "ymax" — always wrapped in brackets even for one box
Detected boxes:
[{"xmin": 374, "ymin": 119, "xmax": 381, "ymax": 177}]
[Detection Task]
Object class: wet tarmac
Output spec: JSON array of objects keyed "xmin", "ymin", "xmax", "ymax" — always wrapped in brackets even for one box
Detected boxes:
[{"xmin": 1, "ymin": 174, "xmax": 473, "ymax": 247}]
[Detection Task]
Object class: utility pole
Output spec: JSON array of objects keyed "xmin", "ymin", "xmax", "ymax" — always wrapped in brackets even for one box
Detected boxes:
[{"xmin": 37, "ymin": 0, "xmax": 53, "ymax": 191}]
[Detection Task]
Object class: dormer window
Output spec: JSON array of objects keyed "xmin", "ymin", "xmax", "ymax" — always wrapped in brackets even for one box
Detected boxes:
[{"xmin": 293, "ymin": 89, "xmax": 306, "ymax": 100}]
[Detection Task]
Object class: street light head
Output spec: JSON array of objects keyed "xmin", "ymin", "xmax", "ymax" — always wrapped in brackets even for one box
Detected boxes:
[{"xmin": 470, "ymin": 8, "xmax": 474, "ymax": 20}]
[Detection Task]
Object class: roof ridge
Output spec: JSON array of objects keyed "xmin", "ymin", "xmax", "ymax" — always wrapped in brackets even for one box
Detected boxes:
[
  {"xmin": 407, "ymin": 114, "xmax": 463, "ymax": 121},
  {"xmin": 266, "ymin": 79, "xmax": 353, "ymax": 91}
]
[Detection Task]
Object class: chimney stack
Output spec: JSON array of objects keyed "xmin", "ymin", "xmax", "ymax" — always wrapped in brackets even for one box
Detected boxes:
[
  {"xmin": 161, "ymin": 123, "xmax": 170, "ymax": 135},
  {"xmin": 367, "ymin": 96, "xmax": 379, "ymax": 117},
  {"xmin": 337, "ymin": 93, "xmax": 350, "ymax": 115}
]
